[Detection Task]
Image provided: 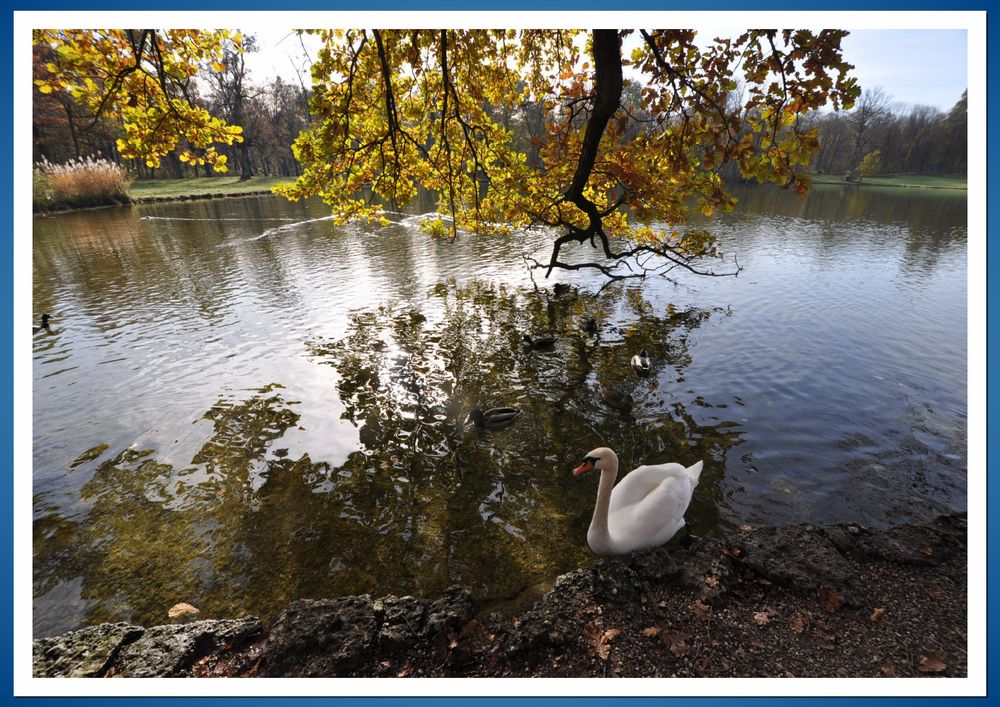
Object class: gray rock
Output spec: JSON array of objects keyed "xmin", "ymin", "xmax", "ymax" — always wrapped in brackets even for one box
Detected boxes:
[
  {"xmin": 375, "ymin": 595, "xmax": 427, "ymax": 652},
  {"xmin": 827, "ymin": 514, "xmax": 966, "ymax": 566},
  {"xmin": 510, "ymin": 562, "xmax": 636, "ymax": 654},
  {"xmin": 113, "ymin": 618, "xmax": 263, "ymax": 677},
  {"xmin": 425, "ymin": 585, "xmax": 473, "ymax": 637},
  {"xmin": 632, "ymin": 536, "xmax": 734, "ymax": 599},
  {"xmin": 734, "ymin": 524, "xmax": 862, "ymax": 605},
  {"xmin": 33, "ymin": 622, "xmax": 144, "ymax": 677},
  {"xmin": 260, "ymin": 596, "xmax": 377, "ymax": 677}
]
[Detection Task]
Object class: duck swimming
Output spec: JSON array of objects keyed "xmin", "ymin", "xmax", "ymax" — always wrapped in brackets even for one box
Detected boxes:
[
  {"xmin": 467, "ymin": 407, "xmax": 522, "ymax": 430},
  {"xmin": 631, "ymin": 349, "xmax": 651, "ymax": 376},
  {"xmin": 599, "ymin": 383, "xmax": 634, "ymax": 413},
  {"xmin": 33, "ymin": 313, "xmax": 51, "ymax": 334},
  {"xmin": 523, "ymin": 334, "xmax": 557, "ymax": 350}
]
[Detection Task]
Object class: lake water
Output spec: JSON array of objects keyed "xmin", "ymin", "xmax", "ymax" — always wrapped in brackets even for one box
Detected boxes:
[{"xmin": 31, "ymin": 184, "xmax": 968, "ymax": 637}]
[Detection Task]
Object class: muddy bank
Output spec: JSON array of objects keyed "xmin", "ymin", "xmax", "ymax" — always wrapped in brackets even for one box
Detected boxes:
[{"xmin": 33, "ymin": 513, "xmax": 967, "ymax": 678}]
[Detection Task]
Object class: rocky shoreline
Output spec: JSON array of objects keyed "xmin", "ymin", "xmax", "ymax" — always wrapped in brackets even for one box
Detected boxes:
[{"xmin": 33, "ymin": 513, "xmax": 967, "ymax": 678}]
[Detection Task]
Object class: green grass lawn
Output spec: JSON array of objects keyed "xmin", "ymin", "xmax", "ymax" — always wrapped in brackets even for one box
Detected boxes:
[
  {"xmin": 129, "ymin": 175, "xmax": 293, "ymax": 200},
  {"xmin": 810, "ymin": 173, "xmax": 967, "ymax": 190}
]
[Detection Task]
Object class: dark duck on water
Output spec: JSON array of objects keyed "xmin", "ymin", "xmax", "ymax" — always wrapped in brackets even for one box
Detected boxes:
[
  {"xmin": 33, "ymin": 313, "xmax": 52, "ymax": 333},
  {"xmin": 467, "ymin": 407, "xmax": 522, "ymax": 430}
]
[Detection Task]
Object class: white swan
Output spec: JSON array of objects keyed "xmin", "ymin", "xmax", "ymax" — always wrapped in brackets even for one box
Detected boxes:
[{"xmin": 573, "ymin": 447, "xmax": 703, "ymax": 556}]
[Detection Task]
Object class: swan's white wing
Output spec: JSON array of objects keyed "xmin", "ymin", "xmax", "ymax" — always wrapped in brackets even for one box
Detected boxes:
[
  {"xmin": 606, "ymin": 464, "xmax": 699, "ymax": 552},
  {"xmin": 609, "ymin": 463, "xmax": 689, "ymax": 513}
]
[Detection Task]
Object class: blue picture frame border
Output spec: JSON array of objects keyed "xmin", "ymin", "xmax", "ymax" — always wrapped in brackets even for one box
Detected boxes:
[{"xmin": 6, "ymin": 1, "xmax": 991, "ymax": 704}]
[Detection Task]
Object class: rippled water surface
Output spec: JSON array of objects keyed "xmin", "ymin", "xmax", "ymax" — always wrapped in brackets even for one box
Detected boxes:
[{"xmin": 32, "ymin": 185, "xmax": 968, "ymax": 637}]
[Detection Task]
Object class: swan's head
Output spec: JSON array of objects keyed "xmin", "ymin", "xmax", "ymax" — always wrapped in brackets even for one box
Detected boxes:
[{"xmin": 572, "ymin": 447, "xmax": 618, "ymax": 476}]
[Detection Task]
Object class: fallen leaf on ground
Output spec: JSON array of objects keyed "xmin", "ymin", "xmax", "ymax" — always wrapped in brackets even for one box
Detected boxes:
[
  {"xmin": 585, "ymin": 622, "xmax": 620, "ymax": 661},
  {"xmin": 642, "ymin": 626, "xmax": 662, "ymax": 638},
  {"xmin": 817, "ymin": 587, "xmax": 844, "ymax": 613},
  {"xmin": 691, "ymin": 599, "xmax": 712, "ymax": 619},
  {"xmin": 789, "ymin": 614, "xmax": 809, "ymax": 634},
  {"xmin": 167, "ymin": 602, "xmax": 200, "ymax": 619},
  {"xmin": 663, "ymin": 628, "xmax": 692, "ymax": 657},
  {"xmin": 739, "ymin": 524, "xmax": 753, "ymax": 532},
  {"xmin": 918, "ymin": 652, "xmax": 947, "ymax": 673},
  {"xmin": 753, "ymin": 608, "xmax": 776, "ymax": 625},
  {"xmin": 669, "ymin": 640, "xmax": 691, "ymax": 657},
  {"xmin": 870, "ymin": 607, "xmax": 886, "ymax": 623},
  {"xmin": 881, "ymin": 661, "xmax": 897, "ymax": 677},
  {"xmin": 704, "ymin": 576, "xmax": 719, "ymax": 587},
  {"xmin": 920, "ymin": 545, "xmax": 934, "ymax": 557}
]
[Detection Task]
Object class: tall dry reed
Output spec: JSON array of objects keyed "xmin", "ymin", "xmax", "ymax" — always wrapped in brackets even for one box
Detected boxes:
[{"xmin": 33, "ymin": 156, "xmax": 132, "ymax": 211}]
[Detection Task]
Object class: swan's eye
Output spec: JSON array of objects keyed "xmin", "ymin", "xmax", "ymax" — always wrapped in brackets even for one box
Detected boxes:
[{"xmin": 585, "ymin": 456, "xmax": 599, "ymax": 464}]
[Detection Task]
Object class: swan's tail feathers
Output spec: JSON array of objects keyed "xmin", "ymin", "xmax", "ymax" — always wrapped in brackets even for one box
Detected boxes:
[{"xmin": 686, "ymin": 460, "xmax": 704, "ymax": 485}]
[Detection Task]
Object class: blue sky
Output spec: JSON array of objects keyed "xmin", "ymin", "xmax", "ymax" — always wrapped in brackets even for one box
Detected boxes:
[
  {"xmin": 247, "ymin": 27, "xmax": 969, "ymax": 114},
  {"xmin": 841, "ymin": 29, "xmax": 967, "ymax": 112}
]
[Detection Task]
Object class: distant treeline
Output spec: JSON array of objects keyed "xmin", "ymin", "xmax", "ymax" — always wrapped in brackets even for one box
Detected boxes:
[
  {"xmin": 806, "ymin": 87, "xmax": 967, "ymax": 179},
  {"xmin": 32, "ymin": 41, "xmax": 967, "ymax": 184}
]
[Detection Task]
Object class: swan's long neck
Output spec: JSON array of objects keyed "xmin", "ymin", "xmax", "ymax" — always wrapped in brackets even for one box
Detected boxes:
[{"xmin": 588, "ymin": 456, "xmax": 619, "ymax": 554}]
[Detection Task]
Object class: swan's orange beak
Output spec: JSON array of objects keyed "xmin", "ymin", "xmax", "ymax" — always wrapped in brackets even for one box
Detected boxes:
[{"xmin": 573, "ymin": 460, "xmax": 594, "ymax": 476}]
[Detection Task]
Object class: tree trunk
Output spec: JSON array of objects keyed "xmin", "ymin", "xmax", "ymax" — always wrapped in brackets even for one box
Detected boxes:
[
  {"xmin": 239, "ymin": 140, "xmax": 253, "ymax": 181},
  {"xmin": 62, "ymin": 102, "xmax": 80, "ymax": 159}
]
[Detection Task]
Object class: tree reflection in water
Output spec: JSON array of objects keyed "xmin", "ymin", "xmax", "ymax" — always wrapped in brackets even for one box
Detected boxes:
[{"xmin": 33, "ymin": 281, "xmax": 742, "ymax": 635}]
